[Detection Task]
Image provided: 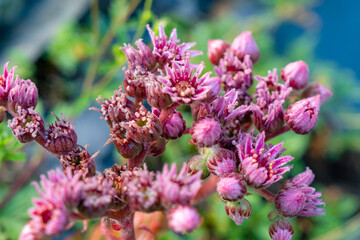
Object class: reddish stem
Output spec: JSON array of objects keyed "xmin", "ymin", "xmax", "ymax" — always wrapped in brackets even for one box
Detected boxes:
[
  {"xmin": 251, "ymin": 188, "xmax": 275, "ymax": 203},
  {"xmin": 159, "ymin": 103, "xmax": 179, "ymax": 123},
  {"xmin": 265, "ymin": 126, "xmax": 291, "ymax": 141},
  {"xmin": 106, "ymin": 207, "xmax": 136, "ymax": 240},
  {"xmin": 191, "ymin": 175, "xmax": 219, "ymax": 204},
  {"xmin": 128, "ymin": 148, "xmax": 147, "ymax": 170}
]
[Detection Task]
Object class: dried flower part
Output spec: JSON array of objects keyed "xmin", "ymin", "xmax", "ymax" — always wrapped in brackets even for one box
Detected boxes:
[
  {"xmin": 8, "ymin": 78, "xmax": 38, "ymax": 113},
  {"xmin": 191, "ymin": 118, "xmax": 222, "ymax": 147},
  {"xmin": 237, "ymin": 131, "xmax": 293, "ymax": 188},
  {"xmin": 207, "ymin": 148, "xmax": 236, "ymax": 177},
  {"xmin": 94, "ymin": 87, "xmax": 136, "ymax": 126},
  {"xmin": 161, "ymin": 110, "xmax": 186, "ymax": 140},
  {"xmin": 217, "ymin": 173, "xmax": 247, "ymax": 201},
  {"xmin": 8, "ymin": 107, "xmax": 45, "ymax": 143},
  {"xmin": 302, "ymin": 82, "xmax": 333, "ymax": 105},
  {"xmin": 60, "ymin": 145, "xmax": 97, "ymax": 177},
  {"xmin": 155, "ymin": 163, "xmax": 201, "ymax": 208},
  {"xmin": 146, "ymin": 78, "xmax": 173, "ymax": 109},
  {"xmin": 215, "ymin": 51, "xmax": 253, "ymax": 91},
  {"xmin": 252, "ymin": 100, "xmax": 285, "ymax": 135},
  {"xmin": 160, "ymin": 59, "xmax": 220, "ymax": 104},
  {"xmin": 281, "ymin": 60, "xmax": 309, "ymax": 90},
  {"xmin": 225, "ymin": 198, "xmax": 252, "ymax": 225},
  {"xmin": 187, "ymin": 154, "xmax": 210, "ymax": 179},
  {"xmin": 43, "ymin": 114, "xmax": 77, "ymax": 155},
  {"xmin": 0, "ymin": 62, "xmax": 16, "ymax": 106},
  {"xmin": 121, "ymin": 166, "xmax": 159, "ymax": 211},
  {"xmin": 146, "ymin": 24, "xmax": 202, "ymax": 66},
  {"xmin": 208, "ymin": 39, "xmax": 230, "ymax": 65},
  {"xmin": 124, "ymin": 105, "xmax": 162, "ymax": 143},
  {"xmin": 78, "ymin": 175, "xmax": 117, "ymax": 218},
  {"xmin": 167, "ymin": 205, "xmax": 200, "ymax": 234},
  {"xmin": 269, "ymin": 218, "xmax": 294, "ymax": 240},
  {"xmin": 148, "ymin": 137, "xmax": 167, "ymax": 157},
  {"xmin": 109, "ymin": 123, "xmax": 143, "ymax": 159},
  {"xmin": 276, "ymin": 167, "xmax": 325, "ymax": 217},
  {"xmin": 230, "ymin": 31, "xmax": 260, "ymax": 63},
  {"xmin": 285, "ymin": 95, "xmax": 320, "ymax": 135}
]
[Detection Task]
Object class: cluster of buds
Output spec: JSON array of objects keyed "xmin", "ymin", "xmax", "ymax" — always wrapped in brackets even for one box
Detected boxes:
[{"xmin": 1, "ymin": 23, "xmax": 331, "ymax": 240}]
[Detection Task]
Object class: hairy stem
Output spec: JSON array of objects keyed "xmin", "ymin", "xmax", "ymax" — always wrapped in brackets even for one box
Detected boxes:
[
  {"xmin": 251, "ymin": 188, "xmax": 275, "ymax": 203},
  {"xmin": 192, "ymin": 175, "xmax": 219, "ymax": 204}
]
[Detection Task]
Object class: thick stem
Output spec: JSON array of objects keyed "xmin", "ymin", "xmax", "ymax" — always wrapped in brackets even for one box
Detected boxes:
[
  {"xmin": 128, "ymin": 148, "xmax": 147, "ymax": 170},
  {"xmin": 265, "ymin": 126, "xmax": 291, "ymax": 141},
  {"xmin": 251, "ymin": 188, "xmax": 276, "ymax": 203},
  {"xmin": 159, "ymin": 103, "xmax": 179, "ymax": 123},
  {"xmin": 191, "ymin": 175, "xmax": 219, "ymax": 204}
]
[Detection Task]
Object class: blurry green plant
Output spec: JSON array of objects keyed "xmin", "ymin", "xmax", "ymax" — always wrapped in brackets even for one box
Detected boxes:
[{"xmin": 0, "ymin": 122, "xmax": 26, "ymax": 165}]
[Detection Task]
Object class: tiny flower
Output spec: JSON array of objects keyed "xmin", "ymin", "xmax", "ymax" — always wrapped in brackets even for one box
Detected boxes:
[
  {"xmin": 230, "ymin": 31, "xmax": 260, "ymax": 63},
  {"xmin": 217, "ymin": 173, "xmax": 247, "ymax": 201},
  {"xmin": 160, "ymin": 59, "xmax": 220, "ymax": 104},
  {"xmin": 252, "ymin": 100, "xmax": 285, "ymax": 135},
  {"xmin": 281, "ymin": 60, "xmax": 309, "ymax": 90},
  {"xmin": 121, "ymin": 165, "xmax": 159, "ymax": 211},
  {"xmin": 8, "ymin": 78, "xmax": 38, "ymax": 113},
  {"xmin": 208, "ymin": 39, "xmax": 230, "ymax": 65},
  {"xmin": 161, "ymin": 110, "xmax": 186, "ymax": 140},
  {"xmin": 207, "ymin": 148, "xmax": 237, "ymax": 177},
  {"xmin": 155, "ymin": 163, "xmax": 201, "ymax": 208},
  {"xmin": 145, "ymin": 78, "xmax": 172, "ymax": 109},
  {"xmin": 8, "ymin": 107, "xmax": 45, "ymax": 143},
  {"xmin": 43, "ymin": 113, "xmax": 77, "ymax": 155},
  {"xmin": 146, "ymin": 24, "xmax": 202, "ymax": 66},
  {"xmin": 148, "ymin": 137, "xmax": 167, "ymax": 157},
  {"xmin": 186, "ymin": 154, "xmax": 210, "ymax": 179},
  {"xmin": 269, "ymin": 218, "xmax": 294, "ymax": 240},
  {"xmin": 60, "ymin": 145, "xmax": 97, "ymax": 177},
  {"xmin": 191, "ymin": 117, "xmax": 222, "ymax": 147},
  {"xmin": 302, "ymin": 82, "xmax": 333, "ymax": 105},
  {"xmin": 285, "ymin": 95, "xmax": 320, "ymax": 135},
  {"xmin": 0, "ymin": 62, "xmax": 16, "ymax": 106},
  {"xmin": 276, "ymin": 167, "xmax": 325, "ymax": 217},
  {"xmin": 225, "ymin": 198, "xmax": 252, "ymax": 225},
  {"xmin": 237, "ymin": 131, "xmax": 293, "ymax": 188},
  {"xmin": 167, "ymin": 205, "xmax": 200, "ymax": 234},
  {"xmin": 78, "ymin": 175, "xmax": 117, "ymax": 218}
]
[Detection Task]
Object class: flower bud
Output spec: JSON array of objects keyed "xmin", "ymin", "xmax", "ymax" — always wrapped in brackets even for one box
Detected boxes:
[
  {"xmin": 110, "ymin": 126, "xmax": 143, "ymax": 159},
  {"xmin": 60, "ymin": 145, "xmax": 96, "ymax": 177},
  {"xmin": 217, "ymin": 173, "xmax": 247, "ymax": 201},
  {"xmin": 207, "ymin": 148, "xmax": 236, "ymax": 177},
  {"xmin": 0, "ymin": 62, "xmax": 16, "ymax": 106},
  {"xmin": 187, "ymin": 155, "xmax": 210, "ymax": 179},
  {"xmin": 285, "ymin": 95, "xmax": 320, "ymax": 135},
  {"xmin": 43, "ymin": 114, "xmax": 77, "ymax": 155},
  {"xmin": 275, "ymin": 188, "xmax": 306, "ymax": 217},
  {"xmin": 191, "ymin": 118, "xmax": 222, "ymax": 147},
  {"xmin": 281, "ymin": 60, "xmax": 309, "ymax": 90},
  {"xmin": 162, "ymin": 110, "xmax": 186, "ymax": 140},
  {"xmin": 148, "ymin": 137, "xmax": 167, "ymax": 157},
  {"xmin": 167, "ymin": 205, "xmax": 200, "ymax": 234},
  {"xmin": 225, "ymin": 198, "xmax": 252, "ymax": 225},
  {"xmin": 302, "ymin": 82, "xmax": 332, "ymax": 105},
  {"xmin": 123, "ymin": 71, "xmax": 147, "ymax": 100},
  {"xmin": 8, "ymin": 78, "xmax": 38, "ymax": 113},
  {"xmin": 269, "ymin": 218, "xmax": 294, "ymax": 240},
  {"xmin": 146, "ymin": 78, "xmax": 172, "ymax": 109},
  {"xmin": 230, "ymin": 31, "xmax": 260, "ymax": 63},
  {"xmin": 208, "ymin": 39, "xmax": 230, "ymax": 65}
]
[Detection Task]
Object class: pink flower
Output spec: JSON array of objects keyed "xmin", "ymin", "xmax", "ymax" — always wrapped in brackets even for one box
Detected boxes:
[
  {"xmin": 167, "ymin": 205, "xmax": 200, "ymax": 234},
  {"xmin": 217, "ymin": 173, "xmax": 247, "ymax": 201},
  {"xmin": 230, "ymin": 31, "xmax": 260, "ymax": 63},
  {"xmin": 225, "ymin": 198, "xmax": 252, "ymax": 225},
  {"xmin": 0, "ymin": 62, "xmax": 16, "ymax": 106},
  {"xmin": 237, "ymin": 132, "xmax": 293, "ymax": 188},
  {"xmin": 191, "ymin": 118, "xmax": 222, "ymax": 147},
  {"xmin": 8, "ymin": 78, "xmax": 38, "ymax": 112},
  {"xmin": 161, "ymin": 110, "xmax": 186, "ymax": 140},
  {"xmin": 208, "ymin": 39, "xmax": 230, "ymax": 65},
  {"xmin": 281, "ymin": 60, "xmax": 309, "ymax": 90},
  {"xmin": 269, "ymin": 218, "xmax": 294, "ymax": 240},
  {"xmin": 160, "ymin": 59, "xmax": 221, "ymax": 104},
  {"xmin": 207, "ymin": 148, "xmax": 237, "ymax": 177}
]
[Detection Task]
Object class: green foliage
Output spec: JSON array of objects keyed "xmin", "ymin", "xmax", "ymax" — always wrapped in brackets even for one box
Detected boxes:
[{"xmin": 0, "ymin": 123, "xmax": 26, "ymax": 166}]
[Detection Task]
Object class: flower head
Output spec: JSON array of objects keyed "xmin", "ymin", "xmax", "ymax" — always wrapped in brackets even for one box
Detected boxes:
[
  {"xmin": 208, "ymin": 39, "xmax": 230, "ymax": 65},
  {"xmin": 237, "ymin": 131, "xmax": 293, "ymax": 188},
  {"xmin": 269, "ymin": 218, "xmax": 294, "ymax": 240},
  {"xmin": 167, "ymin": 205, "xmax": 200, "ymax": 234},
  {"xmin": 217, "ymin": 173, "xmax": 247, "ymax": 201},
  {"xmin": 145, "ymin": 78, "xmax": 172, "ymax": 109},
  {"xmin": 281, "ymin": 60, "xmax": 309, "ymax": 90},
  {"xmin": 230, "ymin": 31, "xmax": 260, "ymax": 63},
  {"xmin": 8, "ymin": 78, "xmax": 38, "ymax": 112},
  {"xmin": 160, "ymin": 110, "xmax": 186, "ymax": 140},
  {"xmin": 225, "ymin": 198, "xmax": 252, "ymax": 225},
  {"xmin": 191, "ymin": 117, "xmax": 222, "ymax": 147},
  {"xmin": 207, "ymin": 148, "xmax": 237, "ymax": 177},
  {"xmin": 0, "ymin": 62, "xmax": 16, "ymax": 106}
]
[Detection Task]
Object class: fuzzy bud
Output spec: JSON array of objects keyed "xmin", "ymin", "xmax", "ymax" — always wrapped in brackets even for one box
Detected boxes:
[
  {"xmin": 230, "ymin": 31, "xmax": 260, "ymax": 63},
  {"xmin": 162, "ymin": 111, "xmax": 186, "ymax": 140},
  {"xmin": 191, "ymin": 118, "xmax": 222, "ymax": 147},
  {"xmin": 187, "ymin": 155, "xmax": 210, "ymax": 179},
  {"xmin": 208, "ymin": 39, "xmax": 230, "ymax": 65},
  {"xmin": 275, "ymin": 188, "xmax": 306, "ymax": 217},
  {"xmin": 207, "ymin": 148, "xmax": 236, "ymax": 177},
  {"xmin": 281, "ymin": 60, "xmax": 309, "ymax": 90},
  {"xmin": 285, "ymin": 95, "xmax": 320, "ymax": 135},
  {"xmin": 146, "ymin": 78, "xmax": 172, "ymax": 109},
  {"xmin": 167, "ymin": 205, "xmax": 200, "ymax": 234},
  {"xmin": 225, "ymin": 198, "xmax": 252, "ymax": 225},
  {"xmin": 269, "ymin": 218, "xmax": 294, "ymax": 240},
  {"xmin": 8, "ymin": 78, "xmax": 38, "ymax": 113},
  {"xmin": 217, "ymin": 173, "xmax": 247, "ymax": 201}
]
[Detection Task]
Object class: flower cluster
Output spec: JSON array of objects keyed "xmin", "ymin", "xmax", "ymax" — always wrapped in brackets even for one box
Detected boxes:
[{"xmin": 0, "ymin": 23, "xmax": 331, "ymax": 240}]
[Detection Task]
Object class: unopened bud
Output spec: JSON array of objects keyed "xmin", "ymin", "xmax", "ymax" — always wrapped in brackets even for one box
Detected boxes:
[
  {"xmin": 230, "ymin": 31, "xmax": 260, "ymax": 63},
  {"xmin": 208, "ymin": 39, "xmax": 230, "ymax": 65},
  {"xmin": 281, "ymin": 60, "xmax": 309, "ymax": 90}
]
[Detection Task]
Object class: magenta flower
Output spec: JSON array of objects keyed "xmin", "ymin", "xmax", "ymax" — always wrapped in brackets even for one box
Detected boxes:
[
  {"xmin": 0, "ymin": 62, "xmax": 16, "ymax": 106},
  {"xmin": 281, "ymin": 60, "xmax": 309, "ymax": 90},
  {"xmin": 121, "ymin": 40, "xmax": 156, "ymax": 72},
  {"xmin": 237, "ymin": 131, "xmax": 293, "ymax": 188},
  {"xmin": 207, "ymin": 148, "xmax": 237, "ymax": 177},
  {"xmin": 155, "ymin": 163, "xmax": 201, "ymax": 208},
  {"xmin": 8, "ymin": 78, "xmax": 38, "ymax": 112},
  {"xmin": 167, "ymin": 205, "xmax": 200, "ymax": 234},
  {"xmin": 217, "ymin": 173, "xmax": 247, "ymax": 201},
  {"xmin": 191, "ymin": 117, "xmax": 222, "ymax": 147},
  {"xmin": 269, "ymin": 218, "xmax": 294, "ymax": 240},
  {"xmin": 225, "ymin": 198, "xmax": 252, "ymax": 225},
  {"xmin": 275, "ymin": 167, "xmax": 325, "ymax": 217},
  {"xmin": 208, "ymin": 39, "xmax": 230, "ymax": 65},
  {"xmin": 160, "ymin": 59, "xmax": 221, "ymax": 104},
  {"xmin": 230, "ymin": 31, "xmax": 260, "ymax": 63},
  {"xmin": 285, "ymin": 95, "xmax": 320, "ymax": 135},
  {"xmin": 146, "ymin": 24, "xmax": 202, "ymax": 66}
]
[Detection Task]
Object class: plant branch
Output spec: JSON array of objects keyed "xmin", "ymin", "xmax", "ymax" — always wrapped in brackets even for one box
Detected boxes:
[
  {"xmin": 250, "ymin": 187, "xmax": 275, "ymax": 203},
  {"xmin": 191, "ymin": 175, "xmax": 219, "ymax": 204}
]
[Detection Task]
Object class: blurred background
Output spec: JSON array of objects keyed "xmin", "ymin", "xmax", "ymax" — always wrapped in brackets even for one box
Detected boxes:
[{"xmin": 0, "ymin": 0, "xmax": 359, "ymax": 239}]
